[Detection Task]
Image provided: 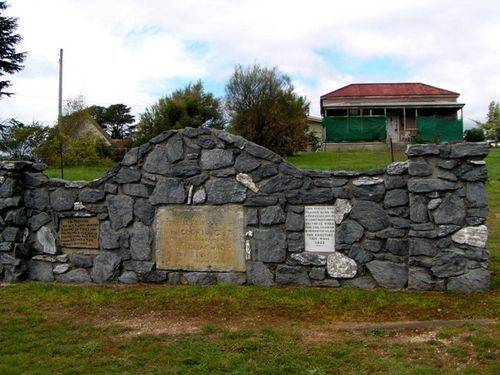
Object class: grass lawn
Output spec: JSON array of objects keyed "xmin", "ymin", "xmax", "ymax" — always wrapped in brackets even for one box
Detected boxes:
[
  {"xmin": 45, "ymin": 164, "xmax": 114, "ymax": 181},
  {"xmin": 6, "ymin": 148, "xmax": 497, "ymax": 373},
  {"xmin": 285, "ymin": 149, "xmax": 406, "ymax": 171}
]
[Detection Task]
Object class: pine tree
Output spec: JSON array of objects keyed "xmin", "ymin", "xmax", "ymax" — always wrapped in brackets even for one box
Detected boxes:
[{"xmin": 0, "ymin": 1, "xmax": 27, "ymax": 98}]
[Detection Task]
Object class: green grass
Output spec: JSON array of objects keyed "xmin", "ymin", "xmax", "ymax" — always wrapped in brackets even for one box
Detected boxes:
[
  {"xmin": 0, "ymin": 284, "xmax": 498, "ymax": 374},
  {"xmin": 45, "ymin": 164, "xmax": 114, "ymax": 181},
  {"xmin": 285, "ymin": 150, "xmax": 406, "ymax": 171}
]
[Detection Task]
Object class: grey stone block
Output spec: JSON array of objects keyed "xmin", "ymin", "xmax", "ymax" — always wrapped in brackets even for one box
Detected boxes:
[
  {"xmin": 384, "ymin": 189, "xmax": 409, "ymax": 208},
  {"xmin": 259, "ymin": 206, "xmax": 286, "ymax": 225},
  {"xmin": 123, "ymin": 260, "xmax": 154, "ymax": 273},
  {"xmin": 309, "ymin": 267, "xmax": 326, "ymax": 280},
  {"xmin": 285, "ymin": 211, "xmax": 304, "ymax": 231},
  {"xmin": 130, "ymin": 222, "xmax": 151, "ymax": 260},
  {"xmin": 336, "ymin": 220, "xmax": 364, "ymax": 244},
  {"xmin": 149, "ymin": 178, "xmax": 186, "ymax": 205},
  {"xmin": 406, "ymin": 144, "xmax": 439, "ymax": 156},
  {"xmin": 123, "ymin": 183, "xmax": 150, "ymax": 198},
  {"xmin": 409, "ymin": 238, "xmax": 437, "ymax": 257},
  {"xmin": 466, "ymin": 182, "xmax": 488, "ymax": 208},
  {"xmin": 205, "ymin": 179, "xmax": 246, "ymax": 204},
  {"xmin": 408, "ymin": 178, "xmax": 457, "ymax": 193},
  {"xmin": 118, "ymin": 271, "xmax": 138, "ymax": 284},
  {"xmin": 246, "ymin": 261, "xmax": 274, "ymax": 286},
  {"xmin": 182, "ymin": 272, "xmax": 216, "ymax": 285},
  {"xmin": 447, "ymin": 268, "xmax": 489, "ymax": 291},
  {"xmin": 349, "ymin": 201, "xmax": 390, "ymax": 231},
  {"xmin": 106, "ymin": 195, "xmax": 134, "ymax": 230},
  {"xmin": 409, "ymin": 194, "xmax": 428, "ymax": 223},
  {"xmin": 28, "ymin": 260, "xmax": 54, "ymax": 282},
  {"xmin": 344, "ymin": 276, "xmax": 377, "ymax": 290},
  {"xmin": 91, "ymin": 251, "xmax": 122, "ymax": 283},
  {"xmin": 24, "ymin": 188, "xmax": 49, "ymax": 210},
  {"xmin": 260, "ymin": 175, "xmax": 302, "ymax": 193},
  {"xmin": 432, "ymin": 194, "xmax": 465, "ymax": 225},
  {"xmin": 133, "ymin": 199, "xmax": 155, "ymax": 225},
  {"xmin": 216, "ymin": 272, "xmax": 246, "ymax": 285},
  {"xmin": 57, "ymin": 268, "xmax": 91, "ymax": 283},
  {"xmin": 115, "ymin": 167, "xmax": 141, "ymax": 184},
  {"xmin": 408, "ymin": 158, "xmax": 433, "ymax": 177},
  {"xmin": 449, "ymin": 143, "xmax": 489, "ymax": 158},
  {"xmin": 275, "ymin": 265, "xmax": 310, "ymax": 286},
  {"xmin": 366, "ymin": 260, "xmax": 408, "ymax": 289},
  {"xmin": 430, "ymin": 250, "xmax": 466, "ymax": 277},
  {"xmin": 68, "ymin": 254, "xmax": 93, "ymax": 268},
  {"xmin": 234, "ymin": 154, "xmax": 260, "ymax": 172},
  {"xmin": 200, "ymin": 149, "xmax": 234, "ymax": 170},
  {"xmin": 407, "ymin": 267, "xmax": 434, "ymax": 290},
  {"xmin": 79, "ymin": 188, "xmax": 105, "ymax": 203},
  {"xmin": 255, "ymin": 228, "xmax": 286, "ymax": 262}
]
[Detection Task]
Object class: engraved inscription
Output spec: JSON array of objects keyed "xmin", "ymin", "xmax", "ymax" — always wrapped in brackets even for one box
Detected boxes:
[
  {"xmin": 305, "ymin": 206, "xmax": 335, "ymax": 252},
  {"xmin": 60, "ymin": 217, "xmax": 99, "ymax": 249},
  {"xmin": 155, "ymin": 205, "xmax": 246, "ymax": 271}
]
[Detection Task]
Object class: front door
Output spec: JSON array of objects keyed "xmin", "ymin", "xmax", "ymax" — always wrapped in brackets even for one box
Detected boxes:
[{"xmin": 386, "ymin": 111, "xmax": 399, "ymax": 143}]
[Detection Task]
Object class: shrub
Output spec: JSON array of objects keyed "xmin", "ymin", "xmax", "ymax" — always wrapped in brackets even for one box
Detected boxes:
[
  {"xmin": 36, "ymin": 128, "xmax": 114, "ymax": 167},
  {"xmin": 464, "ymin": 128, "xmax": 485, "ymax": 142},
  {"xmin": 307, "ymin": 131, "xmax": 322, "ymax": 151}
]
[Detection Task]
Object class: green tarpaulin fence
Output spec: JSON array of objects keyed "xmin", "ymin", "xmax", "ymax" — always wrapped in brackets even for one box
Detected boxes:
[
  {"xmin": 323, "ymin": 116, "xmax": 387, "ymax": 142},
  {"xmin": 416, "ymin": 117, "xmax": 463, "ymax": 142}
]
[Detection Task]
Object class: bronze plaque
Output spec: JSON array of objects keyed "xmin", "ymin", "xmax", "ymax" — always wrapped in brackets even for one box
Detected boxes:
[
  {"xmin": 60, "ymin": 217, "xmax": 99, "ymax": 249},
  {"xmin": 155, "ymin": 205, "xmax": 245, "ymax": 272}
]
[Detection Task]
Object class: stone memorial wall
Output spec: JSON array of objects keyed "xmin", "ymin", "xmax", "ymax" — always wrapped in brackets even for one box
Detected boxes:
[{"xmin": 0, "ymin": 128, "xmax": 490, "ymax": 291}]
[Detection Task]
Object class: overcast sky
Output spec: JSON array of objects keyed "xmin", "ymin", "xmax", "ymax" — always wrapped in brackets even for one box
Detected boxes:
[{"xmin": 1, "ymin": 0, "xmax": 499, "ymax": 127}]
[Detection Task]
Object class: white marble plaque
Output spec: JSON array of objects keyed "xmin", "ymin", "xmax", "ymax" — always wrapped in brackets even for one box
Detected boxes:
[{"xmin": 305, "ymin": 206, "xmax": 335, "ymax": 252}]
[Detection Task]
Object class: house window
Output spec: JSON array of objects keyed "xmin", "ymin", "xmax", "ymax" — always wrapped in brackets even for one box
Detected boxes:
[
  {"xmin": 372, "ymin": 108, "xmax": 384, "ymax": 116},
  {"xmin": 349, "ymin": 109, "xmax": 360, "ymax": 116},
  {"xmin": 326, "ymin": 109, "xmax": 347, "ymax": 117}
]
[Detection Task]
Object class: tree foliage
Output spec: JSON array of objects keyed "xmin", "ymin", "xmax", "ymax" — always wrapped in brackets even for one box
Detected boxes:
[
  {"xmin": 89, "ymin": 104, "xmax": 135, "ymax": 139},
  {"xmin": 225, "ymin": 64, "xmax": 309, "ymax": 155},
  {"xmin": 134, "ymin": 81, "xmax": 224, "ymax": 145},
  {"xmin": 0, "ymin": 119, "xmax": 48, "ymax": 161},
  {"xmin": 37, "ymin": 128, "xmax": 114, "ymax": 167},
  {"xmin": 474, "ymin": 101, "xmax": 500, "ymax": 142},
  {"xmin": 0, "ymin": 1, "xmax": 26, "ymax": 98},
  {"xmin": 464, "ymin": 128, "xmax": 485, "ymax": 142}
]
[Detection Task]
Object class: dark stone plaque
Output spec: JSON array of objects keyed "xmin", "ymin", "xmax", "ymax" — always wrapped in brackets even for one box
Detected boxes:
[{"xmin": 60, "ymin": 217, "xmax": 99, "ymax": 249}]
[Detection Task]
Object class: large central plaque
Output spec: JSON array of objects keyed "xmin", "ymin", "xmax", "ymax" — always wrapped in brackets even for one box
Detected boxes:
[{"xmin": 155, "ymin": 205, "xmax": 246, "ymax": 272}]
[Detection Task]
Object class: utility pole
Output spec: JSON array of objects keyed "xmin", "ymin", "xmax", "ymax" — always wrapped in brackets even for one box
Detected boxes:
[{"xmin": 58, "ymin": 48, "xmax": 64, "ymax": 179}]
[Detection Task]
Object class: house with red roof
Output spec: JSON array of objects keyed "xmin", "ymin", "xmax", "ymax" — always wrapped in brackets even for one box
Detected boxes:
[{"xmin": 319, "ymin": 83, "xmax": 464, "ymax": 145}]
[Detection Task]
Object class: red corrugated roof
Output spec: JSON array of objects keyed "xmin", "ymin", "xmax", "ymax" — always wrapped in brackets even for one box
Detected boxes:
[{"xmin": 321, "ymin": 83, "xmax": 459, "ymax": 99}]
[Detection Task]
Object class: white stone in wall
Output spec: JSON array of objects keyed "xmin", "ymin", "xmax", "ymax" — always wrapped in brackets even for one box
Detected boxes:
[
  {"xmin": 36, "ymin": 225, "xmax": 57, "ymax": 255},
  {"xmin": 352, "ymin": 177, "xmax": 384, "ymax": 186},
  {"xmin": 236, "ymin": 173, "xmax": 259, "ymax": 192},
  {"xmin": 326, "ymin": 252, "xmax": 357, "ymax": 278},
  {"xmin": 245, "ymin": 239, "xmax": 252, "ymax": 260},
  {"xmin": 73, "ymin": 201, "xmax": 85, "ymax": 210},
  {"xmin": 192, "ymin": 188, "xmax": 206, "ymax": 204},
  {"xmin": 187, "ymin": 185, "xmax": 194, "ymax": 204},
  {"xmin": 333, "ymin": 198, "xmax": 352, "ymax": 224},
  {"xmin": 53, "ymin": 263, "xmax": 70, "ymax": 274},
  {"xmin": 452, "ymin": 225, "xmax": 488, "ymax": 248}
]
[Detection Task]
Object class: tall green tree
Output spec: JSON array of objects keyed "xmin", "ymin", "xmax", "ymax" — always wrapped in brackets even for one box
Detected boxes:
[
  {"xmin": 89, "ymin": 104, "xmax": 135, "ymax": 139},
  {"xmin": 0, "ymin": 1, "xmax": 27, "ymax": 98},
  {"xmin": 225, "ymin": 64, "xmax": 309, "ymax": 155},
  {"xmin": 135, "ymin": 81, "xmax": 224, "ymax": 145},
  {"xmin": 0, "ymin": 119, "xmax": 48, "ymax": 161},
  {"xmin": 474, "ymin": 101, "xmax": 500, "ymax": 144}
]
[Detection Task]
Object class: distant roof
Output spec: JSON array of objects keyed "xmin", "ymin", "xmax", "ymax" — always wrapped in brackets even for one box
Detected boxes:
[
  {"xmin": 307, "ymin": 115, "xmax": 322, "ymax": 123},
  {"xmin": 321, "ymin": 83, "xmax": 459, "ymax": 99}
]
